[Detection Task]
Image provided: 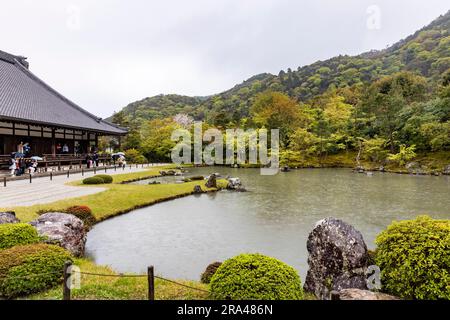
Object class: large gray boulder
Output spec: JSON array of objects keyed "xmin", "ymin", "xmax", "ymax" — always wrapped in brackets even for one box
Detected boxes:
[
  {"xmin": 0, "ymin": 211, "xmax": 20, "ymax": 224},
  {"xmin": 337, "ymin": 288, "xmax": 399, "ymax": 300},
  {"xmin": 304, "ymin": 218, "xmax": 369, "ymax": 300},
  {"xmin": 30, "ymin": 212, "xmax": 86, "ymax": 257},
  {"xmin": 205, "ymin": 174, "xmax": 217, "ymax": 188},
  {"xmin": 405, "ymin": 161, "xmax": 424, "ymax": 174}
]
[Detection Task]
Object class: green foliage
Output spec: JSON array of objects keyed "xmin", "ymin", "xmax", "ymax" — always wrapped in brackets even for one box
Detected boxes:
[
  {"xmin": 94, "ymin": 174, "xmax": 113, "ymax": 184},
  {"xmin": 375, "ymin": 216, "xmax": 450, "ymax": 300},
  {"xmin": 125, "ymin": 149, "xmax": 147, "ymax": 164},
  {"xmin": 200, "ymin": 262, "xmax": 222, "ymax": 284},
  {"xmin": 82, "ymin": 176, "xmax": 107, "ymax": 185},
  {"xmin": 108, "ymin": 13, "xmax": 450, "ymax": 163},
  {"xmin": 0, "ymin": 243, "xmax": 72, "ymax": 298},
  {"xmin": 64, "ymin": 206, "xmax": 96, "ymax": 228},
  {"xmin": 0, "ymin": 223, "xmax": 40, "ymax": 250},
  {"xmin": 388, "ymin": 144, "xmax": 417, "ymax": 166},
  {"xmin": 362, "ymin": 138, "xmax": 389, "ymax": 163},
  {"xmin": 210, "ymin": 253, "xmax": 303, "ymax": 300}
]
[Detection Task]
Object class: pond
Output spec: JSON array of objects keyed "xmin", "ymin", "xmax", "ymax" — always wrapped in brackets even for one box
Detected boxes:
[{"xmin": 85, "ymin": 168, "xmax": 450, "ymax": 281}]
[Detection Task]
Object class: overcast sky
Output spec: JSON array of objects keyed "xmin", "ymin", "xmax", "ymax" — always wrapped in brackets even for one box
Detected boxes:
[{"xmin": 1, "ymin": 0, "xmax": 449, "ymax": 118}]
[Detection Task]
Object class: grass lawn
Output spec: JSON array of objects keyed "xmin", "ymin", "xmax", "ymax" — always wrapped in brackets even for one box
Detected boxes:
[
  {"xmin": 2, "ymin": 165, "xmax": 223, "ymax": 300},
  {"xmin": 3, "ymin": 165, "xmax": 227, "ymax": 223},
  {"xmin": 26, "ymin": 258, "xmax": 210, "ymax": 300}
]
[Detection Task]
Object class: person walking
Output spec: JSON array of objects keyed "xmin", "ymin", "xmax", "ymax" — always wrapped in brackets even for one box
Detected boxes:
[
  {"xmin": 93, "ymin": 152, "xmax": 99, "ymax": 167},
  {"xmin": 8, "ymin": 154, "xmax": 16, "ymax": 176}
]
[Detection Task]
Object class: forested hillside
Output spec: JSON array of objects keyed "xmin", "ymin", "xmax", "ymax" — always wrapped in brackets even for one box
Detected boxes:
[{"xmin": 109, "ymin": 11, "xmax": 450, "ymax": 171}]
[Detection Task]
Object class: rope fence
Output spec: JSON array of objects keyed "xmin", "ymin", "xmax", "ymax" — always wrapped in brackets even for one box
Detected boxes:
[{"xmin": 0, "ymin": 261, "xmax": 211, "ymax": 300}]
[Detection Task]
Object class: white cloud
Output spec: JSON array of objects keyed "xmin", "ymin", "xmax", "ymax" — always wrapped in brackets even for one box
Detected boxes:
[{"xmin": 1, "ymin": 0, "xmax": 448, "ymax": 117}]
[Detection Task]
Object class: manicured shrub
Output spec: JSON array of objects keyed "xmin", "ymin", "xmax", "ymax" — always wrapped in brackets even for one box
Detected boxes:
[
  {"xmin": 0, "ymin": 223, "xmax": 40, "ymax": 250},
  {"xmin": 125, "ymin": 148, "xmax": 147, "ymax": 164},
  {"xmin": 200, "ymin": 262, "xmax": 222, "ymax": 284},
  {"xmin": 375, "ymin": 215, "xmax": 450, "ymax": 300},
  {"xmin": 82, "ymin": 176, "xmax": 106, "ymax": 185},
  {"xmin": 64, "ymin": 205, "xmax": 96, "ymax": 228},
  {"xmin": 210, "ymin": 253, "xmax": 303, "ymax": 300},
  {"xmin": 94, "ymin": 174, "xmax": 113, "ymax": 184},
  {"xmin": 0, "ymin": 243, "xmax": 72, "ymax": 298}
]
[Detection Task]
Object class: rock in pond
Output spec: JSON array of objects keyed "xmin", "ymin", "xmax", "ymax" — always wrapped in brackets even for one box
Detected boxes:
[
  {"xmin": 281, "ymin": 165, "xmax": 291, "ymax": 172},
  {"xmin": 227, "ymin": 177, "xmax": 247, "ymax": 192},
  {"xmin": 0, "ymin": 211, "xmax": 20, "ymax": 224},
  {"xmin": 335, "ymin": 288, "xmax": 399, "ymax": 300},
  {"xmin": 193, "ymin": 185, "xmax": 203, "ymax": 194},
  {"xmin": 205, "ymin": 174, "xmax": 217, "ymax": 188},
  {"xmin": 159, "ymin": 170, "xmax": 176, "ymax": 176},
  {"xmin": 30, "ymin": 212, "xmax": 86, "ymax": 257},
  {"xmin": 304, "ymin": 217, "xmax": 369, "ymax": 300},
  {"xmin": 443, "ymin": 164, "xmax": 450, "ymax": 175}
]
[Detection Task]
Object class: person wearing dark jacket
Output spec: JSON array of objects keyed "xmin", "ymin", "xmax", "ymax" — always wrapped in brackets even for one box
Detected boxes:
[{"xmin": 93, "ymin": 152, "xmax": 99, "ymax": 167}]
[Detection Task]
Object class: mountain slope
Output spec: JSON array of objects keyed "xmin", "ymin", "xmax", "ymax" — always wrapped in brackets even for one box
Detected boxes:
[{"xmin": 112, "ymin": 10, "xmax": 450, "ymax": 127}]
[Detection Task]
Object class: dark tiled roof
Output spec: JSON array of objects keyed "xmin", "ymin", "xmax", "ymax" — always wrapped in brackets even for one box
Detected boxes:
[{"xmin": 0, "ymin": 49, "xmax": 127, "ymax": 135}]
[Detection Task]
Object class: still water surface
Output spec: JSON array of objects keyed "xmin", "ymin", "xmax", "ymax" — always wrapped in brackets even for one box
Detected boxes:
[{"xmin": 86, "ymin": 168, "xmax": 450, "ymax": 280}]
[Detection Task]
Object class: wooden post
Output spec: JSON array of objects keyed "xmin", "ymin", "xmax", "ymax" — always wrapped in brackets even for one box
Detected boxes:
[
  {"xmin": 81, "ymin": 168, "xmax": 84, "ymax": 176},
  {"xmin": 63, "ymin": 261, "xmax": 72, "ymax": 301},
  {"xmin": 29, "ymin": 174, "xmax": 32, "ymax": 184},
  {"xmin": 104, "ymin": 167, "xmax": 107, "ymax": 173},
  {"xmin": 50, "ymin": 172, "xmax": 53, "ymax": 181},
  {"xmin": 67, "ymin": 170, "xmax": 70, "ymax": 178},
  {"xmin": 3, "ymin": 177, "xmax": 6, "ymax": 187},
  {"xmin": 147, "ymin": 266, "xmax": 155, "ymax": 301},
  {"xmin": 94, "ymin": 167, "xmax": 96, "ymax": 174}
]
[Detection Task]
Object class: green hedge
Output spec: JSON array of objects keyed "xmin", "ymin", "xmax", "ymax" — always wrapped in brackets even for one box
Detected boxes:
[
  {"xmin": 210, "ymin": 253, "xmax": 303, "ymax": 300},
  {"xmin": 82, "ymin": 174, "xmax": 113, "ymax": 185},
  {"xmin": 0, "ymin": 243, "xmax": 72, "ymax": 298},
  {"xmin": 64, "ymin": 205, "xmax": 96, "ymax": 228},
  {"xmin": 375, "ymin": 215, "xmax": 450, "ymax": 300},
  {"xmin": 0, "ymin": 223, "xmax": 40, "ymax": 250},
  {"xmin": 94, "ymin": 174, "xmax": 113, "ymax": 184}
]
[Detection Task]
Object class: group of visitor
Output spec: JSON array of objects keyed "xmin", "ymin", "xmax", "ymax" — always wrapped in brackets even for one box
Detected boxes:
[
  {"xmin": 8, "ymin": 153, "xmax": 38, "ymax": 176},
  {"xmin": 116, "ymin": 154, "xmax": 127, "ymax": 168},
  {"xmin": 85, "ymin": 152, "xmax": 100, "ymax": 168}
]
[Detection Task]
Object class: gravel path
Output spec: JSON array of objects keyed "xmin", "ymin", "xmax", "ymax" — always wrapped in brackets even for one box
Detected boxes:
[{"xmin": 0, "ymin": 165, "xmax": 164, "ymax": 207}]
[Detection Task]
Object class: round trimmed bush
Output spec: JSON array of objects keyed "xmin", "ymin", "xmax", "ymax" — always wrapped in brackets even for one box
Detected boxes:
[
  {"xmin": 201, "ymin": 261, "xmax": 222, "ymax": 284},
  {"xmin": 0, "ymin": 243, "xmax": 72, "ymax": 298},
  {"xmin": 94, "ymin": 174, "xmax": 113, "ymax": 184},
  {"xmin": 82, "ymin": 176, "xmax": 105, "ymax": 185},
  {"xmin": 64, "ymin": 205, "xmax": 96, "ymax": 228},
  {"xmin": 210, "ymin": 253, "xmax": 303, "ymax": 300},
  {"xmin": 0, "ymin": 223, "xmax": 40, "ymax": 250},
  {"xmin": 375, "ymin": 215, "xmax": 450, "ymax": 300}
]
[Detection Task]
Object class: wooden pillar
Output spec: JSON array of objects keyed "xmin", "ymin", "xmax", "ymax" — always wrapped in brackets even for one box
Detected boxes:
[
  {"xmin": 95, "ymin": 133, "xmax": 99, "ymax": 152},
  {"xmin": 118, "ymin": 135, "xmax": 122, "ymax": 151},
  {"xmin": 51, "ymin": 128, "xmax": 56, "ymax": 156}
]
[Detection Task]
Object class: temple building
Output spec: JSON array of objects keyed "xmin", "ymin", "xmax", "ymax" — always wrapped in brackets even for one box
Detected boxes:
[{"xmin": 0, "ymin": 49, "xmax": 127, "ymax": 157}]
